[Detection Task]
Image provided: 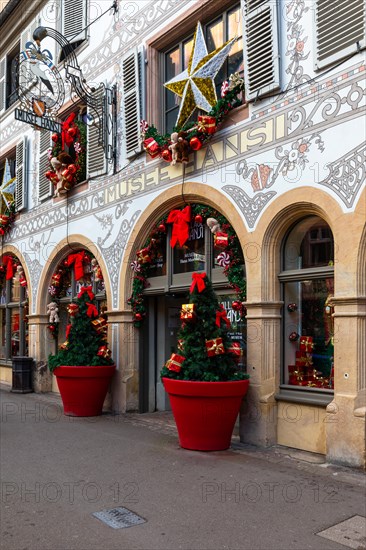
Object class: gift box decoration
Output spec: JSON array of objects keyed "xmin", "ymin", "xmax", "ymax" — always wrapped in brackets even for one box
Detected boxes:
[
  {"xmin": 180, "ymin": 304, "xmax": 196, "ymax": 321},
  {"xmin": 143, "ymin": 137, "xmax": 160, "ymax": 158},
  {"xmin": 19, "ymin": 276, "xmax": 27, "ymax": 287},
  {"xmin": 198, "ymin": 115, "xmax": 217, "ymax": 135},
  {"xmin": 288, "ymin": 364, "xmax": 296, "ymax": 374},
  {"xmin": 92, "ymin": 316, "xmax": 108, "ymax": 335},
  {"xmin": 97, "ymin": 345, "xmax": 112, "ymax": 359},
  {"xmin": 299, "ymin": 336, "xmax": 314, "ymax": 353},
  {"xmin": 136, "ymin": 247, "xmax": 151, "ymax": 264},
  {"xmin": 214, "ymin": 232, "xmax": 228, "ymax": 249},
  {"xmin": 51, "ymin": 272, "xmax": 62, "ymax": 287},
  {"xmin": 205, "ymin": 337, "xmax": 225, "ymax": 357},
  {"xmin": 295, "ymin": 351, "xmax": 313, "ymax": 368},
  {"xmin": 67, "ymin": 303, "xmax": 79, "ymax": 317},
  {"xmin": 227, "ymin": 342, "xmax": 241, "ymax": 356},
  {"xmin": 165, "ymin": 353, "xmax": 185, "ymax": 373}
]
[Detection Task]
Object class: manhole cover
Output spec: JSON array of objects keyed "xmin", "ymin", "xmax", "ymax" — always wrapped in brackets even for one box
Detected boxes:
[
  {"xmin": 317, "ymin": 515, "xmax": 366, "ymax": 549},
  {"xmin": 93, "ymin": 507, "xmax": 146, "ymax": 529}
]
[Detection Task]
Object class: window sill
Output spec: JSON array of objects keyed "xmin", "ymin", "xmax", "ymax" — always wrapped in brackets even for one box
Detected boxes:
[
  {"xmin": 52, "ymin": 180, "xmax": 89, "ymax": 203},
  {"xmin": 275, "ymin": 387, "xmax": 334, "ymax": 407}
]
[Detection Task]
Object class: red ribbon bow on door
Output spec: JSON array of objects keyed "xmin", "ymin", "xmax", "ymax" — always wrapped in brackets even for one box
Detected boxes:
[
  {"xmin": 215, "ymin": 305, "xmax": 231, "ymax": 328},
  {"xmin": 2, "ymin": 255, "xmax": 15, "ymax": 280},
  {"xmin": 166, "ymin": 205, "xmax": 191, "ymax": 247},
  {"xmin": 190, "ymin": 272, "xmax": 206, "ymax": 294},
  {"xmin": 77, "ymin": 285, "xmax": 95, "ymax": 300},
  {"xmin": 67, "ymin": 252, "xmax": 86, "ymax": 281}
]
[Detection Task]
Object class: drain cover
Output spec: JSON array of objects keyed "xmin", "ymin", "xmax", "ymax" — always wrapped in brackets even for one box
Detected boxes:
[
  {"xmin": 317, "ymin": 515, "xmax": 366, "ymax": 549},
  {"xmin": 93, "ymin": 507, "xmax": 146, "ymax": 529}
]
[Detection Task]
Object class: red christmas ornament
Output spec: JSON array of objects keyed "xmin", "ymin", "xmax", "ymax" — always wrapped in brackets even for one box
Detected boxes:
[
  {"xmin": 51, "ymin": 133, "xmax": 59, "ymax": 143},
  {"xmin": 161, "ymin": 148, "xmax": 172, "ymax": 163},
  {"xmin": 194, "ymin": 214, "xmax": 203, "ymax": 224},
  {"xmin": 158, "ymin": 223, "xmax": 166, "ymax": 233},
  {"xmin": 68, "ymin": 164, "xmax": 77, "ymax": 174},
  {"xmin": 61, "ymin": 168, "xmax": 70, "ymax": 179},
  {"xmin": 190, "ymin": 136, "xmax": 203, "ymax": 151},
  {"xmin": 67, "ymin": 127, "xmax": 77, "ymax": 138},
  {"xmin": 231, "ymin": 300, "xmax": 241, "ymax": 311},
  {"xmin": 45, "ymin": 170, "xmax": 53, "ymax": 179},
  {"xmin": 48, "ymin": 325, "xmax": 56, "ymax": 332},
  {"xmin": 135, "ymin": 313, "xmax": 143, "ymax": 321}
]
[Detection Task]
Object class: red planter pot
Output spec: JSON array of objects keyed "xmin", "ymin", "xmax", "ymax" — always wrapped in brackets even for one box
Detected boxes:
[
  {"xmin": 162, "ymin": 378, "xmax": 249, "ymax": 451},
  {"xmin": 54, "ymin": 365, "xmax": 116, "ymax": 417}
]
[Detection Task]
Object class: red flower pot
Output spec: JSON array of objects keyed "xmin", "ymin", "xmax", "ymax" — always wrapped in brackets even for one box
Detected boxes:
[
  {"xmin": 54, "ymin": 365, "xmax": 116, "ymax": 417},
  {"xmin": 162, "ymin": 378, "xmax": 249, "ymax": 451}
]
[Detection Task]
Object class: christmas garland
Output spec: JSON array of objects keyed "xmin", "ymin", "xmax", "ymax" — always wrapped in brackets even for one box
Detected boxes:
[
  {"xmin": 141, "ymin": 73, "xmax": 245, "ymax": 162},
  {"xmin": 0, "ymin": 202, "xmax": 16, "ymax": 237},
  {"xmin": 45, "ymin": 113, "xmax": 87, "ymax": 196},
  {"xmin": 128, "ymin": 203, "xmax": 247, "ymax": 327}
]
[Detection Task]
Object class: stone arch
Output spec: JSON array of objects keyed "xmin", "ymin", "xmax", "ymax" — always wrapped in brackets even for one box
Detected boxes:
[
  {"xmin": 119, "ymin": 182, "xmax": 251, "ymax": 310},
  {"xmin": 36, "ymin": 234, "xmax": 112, "ymax": 315}
]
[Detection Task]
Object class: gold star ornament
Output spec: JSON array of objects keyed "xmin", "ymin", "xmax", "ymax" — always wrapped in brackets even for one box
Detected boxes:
[
  {"xmin": 0, "ymin": 159, "xmax": 16, "ymax": 214},
  {"xmin": 164, "ymin": 22, "xmax": 236, "ymax": 128}
]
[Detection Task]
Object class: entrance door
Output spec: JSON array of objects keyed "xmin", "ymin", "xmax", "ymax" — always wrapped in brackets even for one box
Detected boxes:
[{"xmin": 144, "ymin": 295, "xmax": 184, "ymax": 412}]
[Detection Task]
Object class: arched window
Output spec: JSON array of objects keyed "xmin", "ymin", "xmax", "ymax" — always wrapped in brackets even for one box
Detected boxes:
[
  {"xmin": 279, "ymin": 216, "xmax": 334, "ymax": 392},
  {"xmin": 47, "ymin": 250, "xmax": 106, "ymax": 345},
  {"xmin": 0, "ymin": 255, "xmax": 28, "ymax": 360}
]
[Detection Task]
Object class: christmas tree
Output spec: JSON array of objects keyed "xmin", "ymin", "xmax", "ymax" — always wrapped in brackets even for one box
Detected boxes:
[
  {"xmin": 48, "ymin": 286, "xmax": 114, "ymax": 371},
  {"xmin": 161, "ymin": 273, "xmax": 249, "ymax": 382}
]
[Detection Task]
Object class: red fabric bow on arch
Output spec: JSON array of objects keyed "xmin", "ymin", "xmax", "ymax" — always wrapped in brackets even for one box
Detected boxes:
[
  {"xmin": 62, "ymin": 112, "xmax": 77, "ymax": 150},
  {"xmin": 215, "ymin": 304, "xmax": 231, "ymax": 328},
  {"xmin": 2, "ymin": 255, "xmax": 15, "ymax": 280},
  {"xmin": 67, "ymin": 251, "xmax": 87, "ymax": 281},
  {"xmin": 190, "ymin": 272, "xmax": 206, "ymax": 294},
  {"xmin": 77, "ymin": 285, "xmax": 95, "ymax": 301},
  {"xmin": 167, "ymin": 205, "xmax": 191, "ymax": 247}
]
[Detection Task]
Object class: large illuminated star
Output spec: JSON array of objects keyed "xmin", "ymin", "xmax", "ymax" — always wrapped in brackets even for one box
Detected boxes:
[
  {"xmin": 0, "ymin": 159, "xmax": 16, "ymax": 214},
  {"xmin": 164, "ymin": 22, "xmax": 236, "ymax": 128}
]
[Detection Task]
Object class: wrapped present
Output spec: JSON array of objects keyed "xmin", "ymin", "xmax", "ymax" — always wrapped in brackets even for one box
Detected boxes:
[
  {"xmin": 299, "ymin": 336, "xmax": 314, "ymax": 353},
  {"xmin": 295, "ymin": 351, "xmax": 313, "ymax": 368},
  {"xmin": 227, "ymin": 342, "xmax": 241, "ymax": 356},
  {"xmin": 205, "ymin": 337, "xmax": 225, "ymax": 357},
  {"xmin": 19, "ymin": 276, "xmax": 27, "ymax": 287},
  {"xmin": 97, "ymin": 345, "xmax": 112, "ymax": 359},
  {"xmin": 165, "ymin": 353, "xmax": 185, "ymax": 373},
  {"xmin": 214, "ymin": 232, "xmax": 228, "ymax": 249},
  {"xmin": 180, "ymin": 304, "xmax": 196, "ymax": 321},
  {"xmin": 51, "ymin": 272, "xmax": 62, "ymax": 287},
  {"xmin": 198, "ymin": 115, "xmax": 217, "ymax": 135},
  {"xmin": 67, "ymin": 303, "xmax": 79, "ymax": 317},
  {"xmin": 92, "ymin": 316, "xmax": 108, "ymax": 335},
  {"xmin": 136, "ymin": 247, "xmax": 151, "ymax": 264},
  {"xmin": 288, "ymin": 364, "xmax": 296, "ymax": 374},
  {"xmin": 143, "ymin": 137, "xmax": 160, "ymax": 158}
]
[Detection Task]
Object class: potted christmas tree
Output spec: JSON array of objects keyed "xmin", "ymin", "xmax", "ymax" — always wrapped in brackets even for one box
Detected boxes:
[
  {"xmin": 161, "ymin": 272, "xmax": 249, "ymax": 451},
  {"xmin": 48, "ymin": 286, "xmax": 115, "ymax": 416}
]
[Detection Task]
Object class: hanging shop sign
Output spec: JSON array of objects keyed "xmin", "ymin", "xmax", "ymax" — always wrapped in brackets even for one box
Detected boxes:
[{"xmin": 15, "ymin": 108, "xmax": 61, "ymax": 133}]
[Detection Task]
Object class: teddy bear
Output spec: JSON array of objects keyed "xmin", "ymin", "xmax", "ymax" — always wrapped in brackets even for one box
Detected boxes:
[
  {"xmin": 176, "ymin": 131, "xmax": 190, "ymax": 164},
  {"xmin": 206, "ymin": 217, "xmax": 221, "ymax": 234},
  {"xmin": 50, "ymin": 152, "xmax": 74, "ymax": 197},
  {"xmin": 168, "ymin": 132, "xmax": 179, "ymax": 165},
  {"xmin": 47, "ymin": 302, "xmax": 60, "ymax": 324}
]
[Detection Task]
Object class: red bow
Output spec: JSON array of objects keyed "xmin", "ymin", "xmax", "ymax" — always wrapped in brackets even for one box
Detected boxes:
[
  {"xmin": 86, "ymin": 302, "xmax": 98, "ymax": 318},
  {"xmin": 67, "ymin": 252, "xmax": 86, "ymax": 281},
  {"xmin": 216, "ymin": 305, "xmax": 231, "ymax": 328},
  {"xmin": 66, "ymin": 324, "xmax": 72, "ymax": 339},
  {"xmin": 77, "ymin": 285, "xmax": 95, "ymax": 301},
  {"xmin": 62, "ymin": 112, "xmax": 76, "ymax": 149},
  {"xmin": 167, "ymin": 205, "xmax": 191, "ymax": 247},
  {"xmin": 2, "ymin": 255, "xmax": 15, "ymax": 280},
  {"xmin": 190, "ymin": 272, "xmax": 206, "ymax": 293}
]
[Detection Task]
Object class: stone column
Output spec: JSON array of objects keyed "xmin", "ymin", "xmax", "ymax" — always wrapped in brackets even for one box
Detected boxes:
[
  {"xmin": 27, "ymin": 314, "xmax": 54, "ymax": 392},
  {"xmin": 240, "ymin": 301, "xmax": 283, "ymax": 447},
  {"xmin": 325, "ymin": 296, "xmax": 366, "ymax": 469}
]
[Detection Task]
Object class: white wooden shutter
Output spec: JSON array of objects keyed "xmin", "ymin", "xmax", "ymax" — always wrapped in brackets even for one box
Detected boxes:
[
  {"xmin": 243, "ymin": 0, "xmax": 280, "ymax": 100},
  {"xmin": 87, "ymin": 88, "xmax": 107, "ymax": 178},
  {"xmin": 62, "ymin": 0, "xmax": 87, "ymax": 44},
  {"xmin": 0, "ymin": 56, "xmax": 5, "ymax": 114},
  {"xmin": 15, "ymin": 137, "xmax": 28, "ymax": 211},
  {"xmin": 122, "ymin": 48, "xmax": 142, "ymax": 158},
  {"xmin": 315, "ymin": 0, "xmax": 365, "ymax": 69},
  {"xmin": 39, "ymin": 130, "xmax": 53, "ymax": 201}
]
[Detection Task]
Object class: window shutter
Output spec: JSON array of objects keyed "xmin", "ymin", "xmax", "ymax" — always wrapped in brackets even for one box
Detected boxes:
[
  {"xmin": 243, "ymin": 0, "xmax": 280, "ymax": 100},
  {"xmin": 39, "ymin": 130, "xmax": 53, "ymax": 201},
  {"xmin": 87, "ymin": 88, "xmax": 107, "ymax": 178},
  {"xmin": 62, "ymin": 0, "xmax": 87, "ymax": 44},
  {"xmin": 0, "ymin": 57, "xmax": 5, "ymax": 114},
  {"xmin": 15, "ymin": 137, "xmax": 28, "ymax": 211},
  {"xmin": 315, "ymin": 0, "xmax": 365, "ymax": 69},
  {"xmin": 122, "ymin": 48, "xmax": 142, "ymax": 158}
]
